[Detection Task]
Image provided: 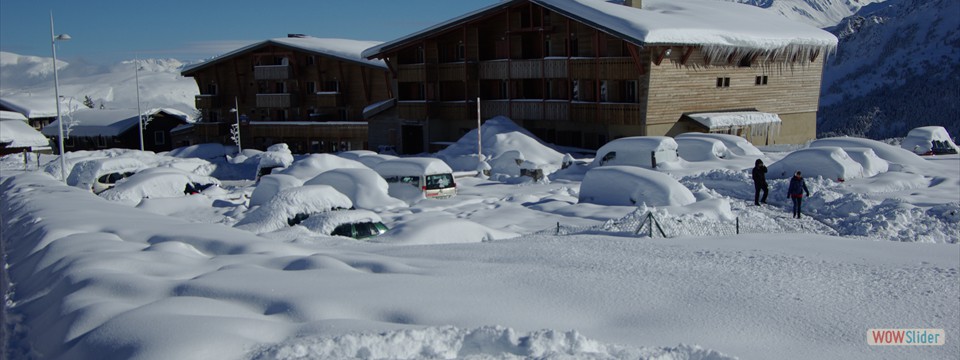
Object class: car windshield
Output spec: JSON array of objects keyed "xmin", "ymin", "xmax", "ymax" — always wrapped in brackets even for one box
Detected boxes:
[{"xmin": 425, "ymin": 174, "xmax": 454, "ymax": 190}]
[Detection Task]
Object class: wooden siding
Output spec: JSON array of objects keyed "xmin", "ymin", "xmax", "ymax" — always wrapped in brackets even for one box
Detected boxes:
[{"xmin": 253, "ymin": 65, "xmax": 291, "ymax": 80}]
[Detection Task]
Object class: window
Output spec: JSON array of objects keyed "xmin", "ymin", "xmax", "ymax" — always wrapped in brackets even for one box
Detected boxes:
[
  {"xmin": 600, "ymin": 80, "xmax": 608, "ymax": 102},
  {"xmin": 306, "ymin": 81, "xmax": 317, "ymax": 94},
  {"xmin": 500, "ymin": 80, "xmax": 509, "ymax": 99},
  {"xmin": 457, "ymin": 42, "xmax": 465, "ymax": 61},
  {"xmin": 425, "ymin": 174, "xmax": 454, "ymax": 190},
  {"xmin": 206, "ymin": 83, "xmax": 218, "ymax": 95},
  {"xmin": 625, "ymin": 80, "xmax": 638, "ymax": 103},
  {"xmin": 154, "ymin": 131, "xmax": 165, "ymax": 145},
  {"xmin": 322, "ymin": 80, "xmax": 340, "ymax": 92},
  {"xmin": 569, "ymin": 35, "xmax": 579, "ymax": 57},
  {"xmin": 716, "ymin": 77, "xmax": 730, "ymax": 88},
  {"xmin": 275, "ymin": 82, "xmax": 287, "ymax": 93},
  {"xmin": 755, "ymin": 75, "xmax": 768, "ymax": 86},
  {"xmin": 306, "ymin": 55, "xmax": 315, "ymax": 65},
  {"xmin": 572, "ymin": 80, "xmax": 580, "ymax": 100},
  {"xmin": 544, "ymin": 36, "xmax": 552, "ymax": 57},
  {"xmin": 97, "ymin": 136, "xmax": 107, "ymax": 148}
]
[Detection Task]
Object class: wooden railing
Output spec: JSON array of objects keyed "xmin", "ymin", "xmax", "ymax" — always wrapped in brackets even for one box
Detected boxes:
[
  {"xmin": 571, "ymin": 103, "xmax": 642, "ymax": 125},
  {"xmin": 254, "ymin": 65, "xmax": 292, "ymax": 80},
  {"xmin": 256, "ymin": 94, "xmax": 294, "ymax": 108},
  {"xmin": 569, "ymin": 57, "xmax": 640, "ymax": 79}
]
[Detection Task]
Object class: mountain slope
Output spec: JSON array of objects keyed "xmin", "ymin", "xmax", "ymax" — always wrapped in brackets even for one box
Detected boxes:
[
  {"xmin": 724, "ymin": 0, "xmax": 887, "ymax": 28},
  {"xmin": 0, "ymin": 52, "xmax": 199, "ymax": 120},
  {"xmin": 817, "ymin": 0, "xmax": 960, "ymax": 139}
]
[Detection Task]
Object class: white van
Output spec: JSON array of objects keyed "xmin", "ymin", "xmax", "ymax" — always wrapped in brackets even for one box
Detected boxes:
[{"xmin": 373, "ymin": 157, "xmax": 457, "ymax": 201}]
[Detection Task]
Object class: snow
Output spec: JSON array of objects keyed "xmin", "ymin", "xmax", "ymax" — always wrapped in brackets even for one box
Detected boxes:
[
  {"xmin": 363, "ymin": 0, "xmax": 837, "ymax": 60},
  {"xmin": 578, "ymin": 166, "xmax": 696, "ymax": 206},
  {"xmin": 437, "ymin": 116, "xmax": 564, "ymax": 175},
  {"xmin": 1, "ymin": 138, "xmax": 959, "ymax": 359},
  {"xmin": 257, "ymin": 143, "xmax": 294, "ymax": 169},
  {"xmin": 276, "ymin": 153, "xmax": 369, "ymax": 181},
  {"xmin": 165, "ymin": 143, "xmax": 232, "ymax": 160},
  {"xmin": 300, "ymin": 209, "xmax": 383, "ymax": 236},
  {"xmin": 808, "ymin": 136, "xmax": 925, "ymax": 172},
  {"xmin": 248, "ymin": 174, "xmax": 304, "ymax": 207},
  {"xmin": 901, "ymin": 126, "xmax": 960, "ymax": 154},
  {"xmin": 686, "ymin": 111, "xmax": 782, "ymax": 138},
  {"xmin": 63, "ymin": 156, "xmax": 148, "ymax": 190},
  {"xmin": 675, "ymin": 137, "xmax": 729, "ymax": 162},
  {"xmin": 591, "ymin": 136, "xmax": 679, "ymax": 168},
  {"xmin": 233, "ymin": 185, "xmax": 353, "ymax": 234},
  {"xmin": 767, "ymin": 147, "xmax": 864, "ymax": 180},
  {"xmin": 183, "ymin": 37, "xmax": 386, "ymax": 74},
  {"xmin": 676, "ymin": 132, "xmax": 763, "ymax": 157},
  {"xmin": 373, "ymin": 157, "xmax": 454, "ymax": 177},
  {"xmin": 304, "ymin": 168, "xmax": 407, "ymax": 211},
  {"xmin": 39, "ymin": 108, "xmax": 188, "ymax": 137},
  {"xmin": 0, "ymin": 111, "xmax": 49, "ymax": 148},
  {"xmin": 98, "ymin": 167, "xmax": 220, "ymax": 205}
]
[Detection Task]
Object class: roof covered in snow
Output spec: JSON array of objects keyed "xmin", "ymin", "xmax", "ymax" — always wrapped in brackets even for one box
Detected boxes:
[
  {"xmin": 0, "ymin": 96, "xmax": 84, "ymax": 119},
  {"xmin": 0, "ymin": 111, "xmax": 49, "ymax": 148},
  {"xmin": 373, "ymin": 157, "xmax": 454, "ymax": 176},
  {"xmin": 686, "ymin": 111, "xmax": 782, "ymax": 130},
  {"xmin": 363, "ymin": 0, "xmax": 837, "ymax": 59},
  {"xmin": 41, "ymin": 108, "xmax": 189, "ymax": 137},
  {"xmin": 183, "ymin": 36, "xmax": 386, "ymax": 75}
]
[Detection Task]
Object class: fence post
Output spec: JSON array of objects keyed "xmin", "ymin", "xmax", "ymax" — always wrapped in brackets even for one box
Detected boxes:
[
  {"xmin": 556, "ymin": 222, "xmax": 560, "ymax": 235},
  {"xmin": 736, "ymin": 217, "xmax": 740, "ymax": 235}
]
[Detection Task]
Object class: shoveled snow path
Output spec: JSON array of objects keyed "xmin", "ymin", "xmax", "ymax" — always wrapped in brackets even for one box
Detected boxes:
[{"xmin": 730, "ymin": 200, "xmax": 840, "ymax": 236}]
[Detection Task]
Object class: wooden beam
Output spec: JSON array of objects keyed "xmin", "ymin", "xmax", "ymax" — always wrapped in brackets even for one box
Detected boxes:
[
  {"xmin": 361, "ymin": 67, "xmax": 371, "ymax": 103},
  {"xmin": 680, "ymin": 46, "xmax": 694, "ymax": 66},
  {"xmin": 626, "ymin": 44, "xmax": 645, "ymax": 75},
  {"xmin": 654, "ymin": 46, "xmax": 670, "ymax": 66}
]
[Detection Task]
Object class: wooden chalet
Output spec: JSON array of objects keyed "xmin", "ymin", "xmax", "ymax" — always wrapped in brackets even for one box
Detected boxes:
[
  {"xmin": 362, "ymin": 0, "xmax": 837, "ymax": 153},
  {"xmin": 178, "ymin": 35, "xmax": 393, "ymax": 153},
  {"xmin": 40, "ymin": 108, "xmax": 189, "ymax": 153}
]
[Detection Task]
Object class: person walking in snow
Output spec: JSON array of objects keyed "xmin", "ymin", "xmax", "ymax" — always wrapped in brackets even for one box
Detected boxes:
[
  {"xmin": 787, "ymin": 171, "xmax": 810, "ymax": 218},
  {"xmin": 752, "ymin": 159, "xmax": 768, "ymax": 206}
]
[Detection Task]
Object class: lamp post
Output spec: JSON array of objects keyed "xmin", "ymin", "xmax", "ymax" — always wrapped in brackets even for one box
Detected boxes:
[
  {"xmin": 50, "ymin": 12, "xmax": 71, "ymax": 183},
  {"xmin": 229, "ymin": 97, "xmax": 242, "ymax": 153},
  {"xmin": 135, "ymin": 55, "xmax": 144, "ymax": 151}
]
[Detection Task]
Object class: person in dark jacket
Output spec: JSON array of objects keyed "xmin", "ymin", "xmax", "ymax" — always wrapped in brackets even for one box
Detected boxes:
[
  {"xmin": 751, "ymin": 159, "xmax": 768, "ymax": 206},
  {"xmin": 787, "ymin": 171, "xmax": 810, "ymax": 218}
]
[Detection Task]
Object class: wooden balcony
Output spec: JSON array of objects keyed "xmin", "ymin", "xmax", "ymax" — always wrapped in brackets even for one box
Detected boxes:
[
  {"xmin": 316, "ymin": 92, "xmax": 342, "ymax": 108},
  {"xmin": 481, "ymin": 100, "xmax": 570, "ymax": 121},
  {"xmin": 195, "ymin": 95, "xmax": 218, "ymax": 109},
  {"xmin": 570, "ymin": 57, "xmax": 640, "ymax": 80},
  {"xmin": 398, "ymin": 64, "xmax": 430, "ymax": 83},
  {"xmin": 398, "ymin": 102, "xmax": 428, "ymax": 119},
  {"xmin": 398, "ymin": 63, "xmax": 477, "ymax": 83},
  {"xmin": 571, "ymin": 103, "xmax": 643, "ymax": 125},
  {"xmin": 254, "ymin": 65, "xmax": 292, "ymax": 80},
  {"xmin": 256, "ymin": 94, "xmax": 295, "ymax": 108}
]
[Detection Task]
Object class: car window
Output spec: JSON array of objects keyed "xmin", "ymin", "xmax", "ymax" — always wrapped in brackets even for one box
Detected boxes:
[
  {"xmin": 425, "ymin": 174, "xmax": 453, "ymax": 190},
  {"xmin": 331, "ymin": 224, "xmax": 353, "ymax": 237},
  {"xmin": 287, "ymin": 213, "xmax": 310, "ymax": 226}
]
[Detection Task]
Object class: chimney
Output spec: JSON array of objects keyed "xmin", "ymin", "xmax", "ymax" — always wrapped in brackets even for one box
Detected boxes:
[{"xmin": 623, "ymin": 0, "xmax": 641, "ymax": 9}]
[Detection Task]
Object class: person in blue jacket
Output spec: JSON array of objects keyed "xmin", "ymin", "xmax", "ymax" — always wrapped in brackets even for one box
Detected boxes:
[{"xmin": 787, "ymin": 171, "xmax": 810, "ymax": 218}]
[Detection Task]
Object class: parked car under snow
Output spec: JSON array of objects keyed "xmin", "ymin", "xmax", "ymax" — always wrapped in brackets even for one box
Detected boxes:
[
  {"xmin": 66, "ymin": 157, "xmax": 148, "ymax": 194},
  {"xmin": 675, "ymin": 137, "xmax": 730, "ymax": 162},
  {"xmin": 98, "ymin": 167, "xmax": 220, "ymax": 204},
  {"xmin": 234, "ymin": 185, "xmax": 353, "ymax": 234},
  {"xmin": 901, "ymin": 126, "xmax": 959, "ymax": 155},
  {"xmin": 767, "ymin": 147, "xmax": 865, "ymax": 181},
  {"xmin": 675, "ymin": 132, "xmax": 763, "ymax": 157},
  {"xmin": 299, "ymin": 209, "xmax": 389, "ymax": 239},
  {"xmin": 373, "ymin": 157, "xmax": 457, "ymax": 202},
  {"xmin": 578, "ymin": 166, "xmax": 696, "ymax": 207},
  {"xmin": 591, "ymin": 136, "xmax": 679, "ymax": 169},
  {"xmin": 304, "ymin": 167, "xmax": 406, "ymax": 210}
]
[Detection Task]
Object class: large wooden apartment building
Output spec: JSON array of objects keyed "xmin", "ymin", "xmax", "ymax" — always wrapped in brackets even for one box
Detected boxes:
[
  {"xmin": 362, "ymin": 0, "xmax": 837, "ymax": 153},
  {"xmin": 178, "ymin": 35, "xmax": 393, "ymax": 153}
]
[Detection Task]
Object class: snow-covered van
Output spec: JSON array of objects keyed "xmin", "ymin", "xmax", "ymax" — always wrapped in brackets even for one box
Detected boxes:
[{"xmin": 373, "ymin": 157, "xmax": 457, "ymax": 200}]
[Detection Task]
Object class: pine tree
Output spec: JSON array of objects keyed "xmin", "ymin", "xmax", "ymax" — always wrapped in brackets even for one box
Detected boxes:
[{"xmin": 83, "ymin": 96, "xmax": 95, "ymax": 109}]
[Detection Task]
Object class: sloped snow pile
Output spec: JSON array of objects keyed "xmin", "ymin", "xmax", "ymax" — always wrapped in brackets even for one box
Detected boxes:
[
  {"xmin": 277, "ymin": 154, "xmax": 369, "ymax": 181},
  {"xmin": 767, "ymin": 147, "xmax": 864, "ymax": 180},
  {"xmin": 259, "ymin": 143, "xmax": 295, "ymax": 169},
  {"xmin": 436, "ymin": 116, "xmax": 564, "ymax": 175},
  {"xmin": 818, "ymin": 197, "xmax": 960, "ymax": 243},
  {"xmin": 305, "ymin": 167, "xmax": 407, "ymax": 211},
  {"xmin": 378, "ymin": 217, "xmax": 518, "ymax": 244},
  {"xmin": 247, "ymin": 326, "xmax": 735, "ymax": 360},
  {"xmin": 234, "ymin": 185, "xmax": 353, "ymax": 234},
  {"xmin": 249, "ymin": 174, "xmax": 305, "ymax": 207},
  {"xmin": 579, "ymin": 166, "xmax": 695, "ymax": 207},
  {"xmin": 166, "ymin": 143, "xmax": 232, "ymax": 159}
]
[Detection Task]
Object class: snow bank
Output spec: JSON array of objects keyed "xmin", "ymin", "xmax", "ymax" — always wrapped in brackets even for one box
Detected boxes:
[
  {"xmin": 767, "ymin": 147, "xmax": 864, "ymax": 180},
  {"xmin": 379, "ymin": 217, "xmax": 518, "ymax": 245},
  {"xmin": 248, "ymin": 174, "xmax": 304, "ymax": 207},
  {"xmin": 166, "ymin": 143, "xmax": 231, "ymax": 159},
  {"xmin": 901, "ymin": 126, "xmax": 959, "ymax": 154},
  {"xmin": 234, "ymin": 185, "xmax": 353, "ymax": 234},
  {"xmin": 276, "ymin": 154, "xmax": 368, "ymax": 181},
  {"xmin": 98, "ymin": 167, "xmax": 220, "ymax": 204},
  {"xmin": 839, "ymin": 148, "xmax": 889, "ymax": 178},
  {"xmin": 305, "ymin": 168, "xmax": 407, "ymax": 211},
  {"xmin": 249, "ymin": 326, "xmax": 734, "ymax": 360},
  {"xmin": 809, "ymin": 137, "xmax": 924, "ymax": 171},
  {"xmin": 436, "ymin": 116, "xmax": 564, "ymax": 174},
  {"xmin": 579, "ymin": 166, "xmax": 696, "ymax": 206}
]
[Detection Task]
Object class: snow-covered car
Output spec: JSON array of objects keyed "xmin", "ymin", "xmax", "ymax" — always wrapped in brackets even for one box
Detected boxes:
[
  {"xmin": 98, "ymin": 167, "xmax": 221, "ymax": 204},
  {"xmin": 675, "ymin": 132, "xmax": 763, "ymax": 157},
  {"xmin": 767, "ymin": 147, "xmax": 865, "ymax": 181},
  {"xmin": 276, "ymin": 154, "xmax": 368, "ymax": 181},
  {"xmin": 591, "ymin": 136, "xmax": 679, "ymax": 169},
  {"xmin": 304, "ymin": 167, "xmax": 406, "ymax": 210},
  {"xmin": 578, "ymin": 166, "xmax": 696, "ymax": 207},
  {"xmin": 808, "ymin": 143, "xmax": 889, "ymax": 178},
  {"xmin": 300, "ymin": 209, "xmax": 389, "ymax": 239},
  {"xmin": 809, "ymin": 137, "xmax": 922, "ymax": 171},
  {"xmin": 373, "ymin": 157, "xmax": 457, "ymax": 201},
  {"xmin": 66, "ymin": 157, "xmax": 148, "ymax": 194},
  {"xmin": 234, "ymin": 185, "xmax": 353, "ymax": 234},
  {"xmin": 675, "ymin": 136, "xmax": 730, "ymax": 161},
  {"xmin": 248, "ymin": 174, "xmax": 304, "ymax": 207},
  {"xmin": 256, "ymin": 143, "xmax": 294, "ymax": 180},
  {"xmin": 901, "ymin": 126, "xmax": 959, "ymax": 155}
]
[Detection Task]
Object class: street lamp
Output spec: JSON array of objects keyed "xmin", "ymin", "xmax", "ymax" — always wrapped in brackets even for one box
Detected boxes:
[
  {"xmin": 50, "ymin": 12, "xmax": 71, "ymax": 183},
  {"xmin": 229, "ymin": 97, "xmax": 242, "ymax": 153}
]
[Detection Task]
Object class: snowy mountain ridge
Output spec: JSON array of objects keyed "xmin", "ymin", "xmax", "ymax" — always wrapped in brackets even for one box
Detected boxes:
[
  {"xmin": 817, "ymin": 0, "xmax": 960, "ymax": 139},
  {"xmin": 724, "ymin": 0, "xmax": 888, "ymax": 28}
]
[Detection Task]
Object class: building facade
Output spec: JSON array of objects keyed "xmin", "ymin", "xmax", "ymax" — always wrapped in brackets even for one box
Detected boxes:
[
  {"xmin": 41, "ymin": 109, "xmax": 188, "ymax": 153},
  {"xmin": 178, "ymin": 35, "xmax": 393, "ymax": 153},
  {"xmin": 363, "ymin": 0, "xmax": 837, "ymax": 153}
]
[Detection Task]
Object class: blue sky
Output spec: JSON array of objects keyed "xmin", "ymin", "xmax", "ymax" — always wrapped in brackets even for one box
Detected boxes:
[{"xmin": 0, "ymin": 0, "xmax": 499, "ymax": 64}]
